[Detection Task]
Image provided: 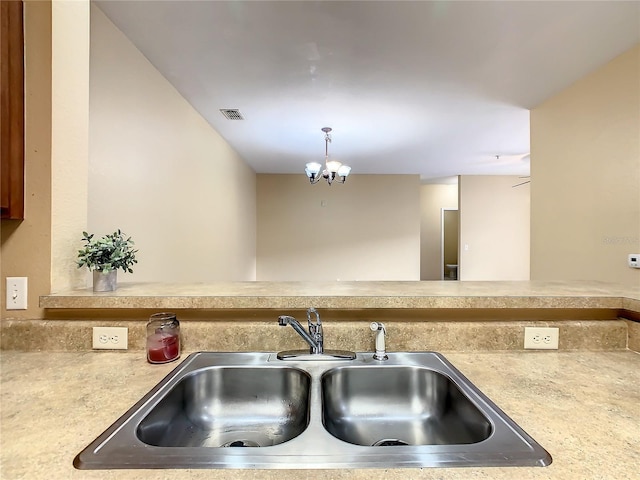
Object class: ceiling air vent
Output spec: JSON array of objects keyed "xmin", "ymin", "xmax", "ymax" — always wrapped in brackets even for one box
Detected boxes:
[{"xmin": 220, "ymin": 109, "xmax": 244, "ymax": 120}]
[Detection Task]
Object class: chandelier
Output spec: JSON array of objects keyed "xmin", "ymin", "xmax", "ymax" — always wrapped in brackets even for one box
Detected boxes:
[{"xmin": 305, "ymin": 127, "xmax": 351, "ymax": 185}]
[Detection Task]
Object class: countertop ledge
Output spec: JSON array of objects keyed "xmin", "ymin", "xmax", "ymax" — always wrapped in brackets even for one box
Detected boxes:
[{"xmin": 40, "ymin": 280, "xmax": 640, "ymax": 312}]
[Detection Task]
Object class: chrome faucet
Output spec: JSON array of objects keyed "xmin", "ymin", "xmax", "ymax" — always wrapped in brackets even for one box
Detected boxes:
[
  {"xmin": 278, "ymin": 307, "xmax": 323, "ymax": 354},
  {"xmin": 277, "ymin": 308, "xmax": 355, "ymax": 361},
  {"xmin": 370, "ymin": 322, "xmax": 388, "ymax": 360}
]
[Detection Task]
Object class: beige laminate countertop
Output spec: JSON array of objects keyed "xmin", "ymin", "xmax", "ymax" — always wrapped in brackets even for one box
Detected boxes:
[
  {"xmin": 40, "ymin": 280, "xmax": 640, "ymax": 311},
  {"xmin": 1, "ymin": 350, "xmax": 638, "ymax": 480}
]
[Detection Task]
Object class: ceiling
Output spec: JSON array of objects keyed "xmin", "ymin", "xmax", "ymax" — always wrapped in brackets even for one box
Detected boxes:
[{"xmin": 95, "ymin": 1, "xmax": 640, "ymax": 182}]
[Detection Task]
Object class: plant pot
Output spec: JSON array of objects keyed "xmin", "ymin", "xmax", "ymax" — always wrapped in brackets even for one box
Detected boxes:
[{"xmin": 93, "ymin": 270, "xmax": 117, "ymax": 292}]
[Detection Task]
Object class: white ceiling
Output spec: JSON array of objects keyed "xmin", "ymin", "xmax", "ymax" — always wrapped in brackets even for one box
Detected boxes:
[{"xmin": 95, "ymin": 1, "xmax": 640, "ymax": 181}]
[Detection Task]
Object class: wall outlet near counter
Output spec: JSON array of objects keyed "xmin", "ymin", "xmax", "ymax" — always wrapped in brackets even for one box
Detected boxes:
[
  {"xmin": 524, "ymin": 327, "xmax": 559, "ymax": 350},
  {"xmin": 92, "ymin": 327, "xmax": 128, "ymax": 350}
]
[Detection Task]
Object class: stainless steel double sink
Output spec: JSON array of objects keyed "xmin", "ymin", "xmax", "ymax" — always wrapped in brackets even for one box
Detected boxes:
[{"xmin": 74, "ymin": 352, "xmax": 551, "ymax": 469}]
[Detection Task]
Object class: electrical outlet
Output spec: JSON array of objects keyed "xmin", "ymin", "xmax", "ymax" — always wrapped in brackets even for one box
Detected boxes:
[
  {"xmin": 524, "ymin": 327, "xmax": 559, "ymax": 350},
  {"xmin": 92, "ymin": 327, "xmax": 128, "ymax": 350},
  {"xmin": 6, "ymin": 277, "xmax": 28, "ymax": 310}
]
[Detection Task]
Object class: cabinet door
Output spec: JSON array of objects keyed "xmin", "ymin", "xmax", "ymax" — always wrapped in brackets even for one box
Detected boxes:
[{"xmin": 1, "ymin": 0, "xmax": 25, "ymax": 220}]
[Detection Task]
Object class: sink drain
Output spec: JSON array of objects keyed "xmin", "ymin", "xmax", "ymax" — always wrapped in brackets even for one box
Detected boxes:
[
  {"xmin": 221, "ymin": 440, "xmax": 261, "ymax": 448},
  {"xmin": 372, "ymin": 439, "xmax": 409, "ymax": 447}
]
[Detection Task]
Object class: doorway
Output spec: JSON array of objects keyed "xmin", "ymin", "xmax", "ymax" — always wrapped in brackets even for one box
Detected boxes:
[{"xmin": 441, "ymin": 209, "xmax": 459, "ymax": 280}]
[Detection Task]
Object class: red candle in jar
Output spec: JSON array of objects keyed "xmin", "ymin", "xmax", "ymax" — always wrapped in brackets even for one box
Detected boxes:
[
  {"xmin": 147, "ymin": 332, "xmax": 180, "ymax": 363},
  {"xmin": 146, "ymin": 313, "xmax": 180, "ymax": 364}
]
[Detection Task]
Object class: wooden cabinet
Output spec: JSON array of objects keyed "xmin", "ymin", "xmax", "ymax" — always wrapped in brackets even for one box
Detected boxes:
[{"xmin": 1, "ymin": 0, "xmax": 24, "ymax": 220}]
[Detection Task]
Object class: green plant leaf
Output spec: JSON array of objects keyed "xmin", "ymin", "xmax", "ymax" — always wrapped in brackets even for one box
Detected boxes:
[{"xmin": 76, "ymin": 230, "xmax": 138, "ymax": 274}]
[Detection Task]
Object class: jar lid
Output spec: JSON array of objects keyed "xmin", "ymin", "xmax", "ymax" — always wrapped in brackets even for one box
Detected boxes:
[
  {"xmin": 150, "ymin": 312, "xmax": 176, "ymax": 320},
  {"xmin": 148, "ymin": 312, "xmax": 178, "ymax": 328}
]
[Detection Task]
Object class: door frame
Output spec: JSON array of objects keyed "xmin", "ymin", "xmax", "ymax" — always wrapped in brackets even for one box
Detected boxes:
[{"xmin": 440, "ymin": 208, "xmax": 459, "ymax": 280}]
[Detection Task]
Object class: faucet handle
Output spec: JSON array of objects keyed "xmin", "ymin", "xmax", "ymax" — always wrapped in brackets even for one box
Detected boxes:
[
  {"xmin": 307, "ymin": 307, "xmax": 321, "ymax": 327},
  {"xmin": 306, "ymin": 307, "xmax": 323, "ymax": 350}
]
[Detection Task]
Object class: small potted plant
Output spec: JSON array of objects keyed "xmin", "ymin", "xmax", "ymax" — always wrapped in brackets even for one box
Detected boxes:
[{"xmin": 77, "ymin": 230, "xmax": 138, "ymax": 292}]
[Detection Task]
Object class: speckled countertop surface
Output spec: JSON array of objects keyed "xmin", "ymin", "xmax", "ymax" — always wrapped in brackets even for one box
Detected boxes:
[
  {"xmin": 1, "ymin": 350, "xmax": 639, "ymax": 480},
  {"xmin": 40, "ymin": 280, "xmax": 640, "ymax": 310}
]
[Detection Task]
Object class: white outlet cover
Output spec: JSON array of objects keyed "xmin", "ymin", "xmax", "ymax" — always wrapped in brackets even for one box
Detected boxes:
[
  {"xmin": 524, "ymin": 327, "xmax": 559, "ymax": 350},
  {"xmin": 92, "ymin": 327, "xmax": 128, "ymax": 350}
]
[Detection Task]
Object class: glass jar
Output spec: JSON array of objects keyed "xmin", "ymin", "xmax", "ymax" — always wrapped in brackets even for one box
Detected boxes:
[{"xmin": 146, "ymin": 312, "xmax": 181, "ymax": 364}]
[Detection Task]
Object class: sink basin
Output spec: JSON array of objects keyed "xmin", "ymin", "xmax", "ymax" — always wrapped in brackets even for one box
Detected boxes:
[
  {"xmin": 74, "ymin": 351, "xmax": 551, "ymax": 469},
  {"xmin": 137, "ymin": 366, "xmax": 310, "ymax": 447},
  {"xmin": 322, "ymin": 366, "xmax": 491, "ymax": 446}
]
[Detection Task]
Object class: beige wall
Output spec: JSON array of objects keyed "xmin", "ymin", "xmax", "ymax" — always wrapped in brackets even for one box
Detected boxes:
[
  {"xmin": 459, "ymin": 176, "xmax": 530, "ymax": 281},
  {"xmin": 88, "ymin": 6, "xmax": 257, "ymax": 283},
  {"xmin": 50, "ymin": 0, "xmax": 90, "ymax": 291},
  {"xmin": 531, "ymin": 44, "xmax": 640, "ymax": 287},
  {"xmin": 257, "ymin": 174, "xmax": 420, "ymax": 281},
  {"xmin": 419, "ymin": 183, "xmax": 458, "ymax": 280},
  {"xmin": 1, "ymin": 1, "xmax": 52, "ymax": 319}
]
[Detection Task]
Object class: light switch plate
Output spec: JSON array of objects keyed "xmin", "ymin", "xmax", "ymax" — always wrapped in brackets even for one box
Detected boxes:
[{"xmin": 6, "ymin": 277, "xmax": 28, "ymax": 310}]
